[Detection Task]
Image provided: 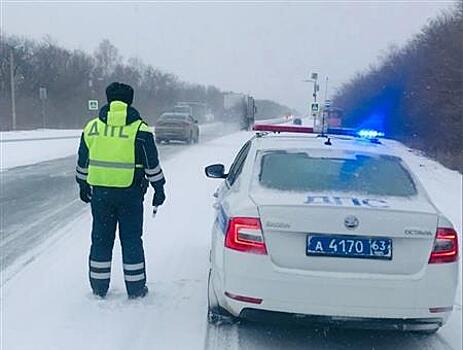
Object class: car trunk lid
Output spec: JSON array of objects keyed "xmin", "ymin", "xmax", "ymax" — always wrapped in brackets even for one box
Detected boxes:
[{"xmin": 251, "ymin": 191, "xmax": 438, "ymax": 276}]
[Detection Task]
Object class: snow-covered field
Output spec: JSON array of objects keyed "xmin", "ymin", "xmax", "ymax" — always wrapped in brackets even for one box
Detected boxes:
[{"xmin": 1, "ymin": 130, "xmax": 462, "ymax": 349}]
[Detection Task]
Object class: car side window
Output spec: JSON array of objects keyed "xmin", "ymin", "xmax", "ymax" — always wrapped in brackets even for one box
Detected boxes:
[{"xmin": 226, "ymin": 141, "xmax": 252, "ymax": 187}]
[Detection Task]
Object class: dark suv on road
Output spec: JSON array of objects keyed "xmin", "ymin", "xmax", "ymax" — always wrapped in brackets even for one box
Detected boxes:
[{"xmin": 155, "ymin": 112, "xmax": 199, "ymax": 144}]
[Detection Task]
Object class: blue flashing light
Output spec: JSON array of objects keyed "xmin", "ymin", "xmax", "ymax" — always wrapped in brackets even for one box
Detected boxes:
[
  {"xmin": 324, "ymin": 127, "xmax": 385, "ymax": 143},
  {"xmin": 357, "ymin": 129, "xmax": 385, "ymax": 139}
]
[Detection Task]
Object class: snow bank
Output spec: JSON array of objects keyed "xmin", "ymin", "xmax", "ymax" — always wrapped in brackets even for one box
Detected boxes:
[
  {"xmin": 0, "ymin": 129, "xmax": 82, "ymax": 142},
  {"xmin": 0, "ymin": 129, "xmax": 81, "ymax": 170}
]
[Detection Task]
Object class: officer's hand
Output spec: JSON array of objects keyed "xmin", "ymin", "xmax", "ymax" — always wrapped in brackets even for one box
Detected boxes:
[
  {"xmin": 79, "ymin": 184, "xmax": 92, "ymax": 204},
  {"xmin": 141, "ymin": 178, "xmax": 149, "ymax": 195},
  {"xmin": 152, "ymin": 187, "xmax": 166, "ymax": 207}
]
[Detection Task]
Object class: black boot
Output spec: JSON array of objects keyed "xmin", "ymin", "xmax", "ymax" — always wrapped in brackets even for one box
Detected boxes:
[
  {"xmin": 93, "ymin": 289, "xmax": 107, "ymax": 299},
  {"xmin": 128, "ymin": 286, "xmax": 148, "ymax": 299}
]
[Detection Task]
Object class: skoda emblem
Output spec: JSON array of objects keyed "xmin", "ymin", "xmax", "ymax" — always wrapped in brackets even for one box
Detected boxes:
[{"xmin": 344, "ymin": 215, "xmax": 359, "ymax": 229}]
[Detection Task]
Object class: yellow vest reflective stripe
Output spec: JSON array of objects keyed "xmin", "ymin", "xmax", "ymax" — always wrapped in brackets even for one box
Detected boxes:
[{"xmin": 84, "ymin": 113, "xmax": 143, "ymax": 188}]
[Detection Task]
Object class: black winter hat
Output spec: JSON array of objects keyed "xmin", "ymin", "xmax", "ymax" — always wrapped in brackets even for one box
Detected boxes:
[{"xmin": 105, "ymin": 82, "xmax": 134, "ymax": 105}]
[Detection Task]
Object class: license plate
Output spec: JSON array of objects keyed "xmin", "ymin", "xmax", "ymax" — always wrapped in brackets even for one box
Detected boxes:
[{"xmin": 306, "ymin": 234, "xmax": 392, "ymax": 260}]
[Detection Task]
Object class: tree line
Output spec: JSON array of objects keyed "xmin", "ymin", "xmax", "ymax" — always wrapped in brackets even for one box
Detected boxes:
[
  {"xmin": 0, "ymin": 37, "xmax": 292, "ymax": 131},
  {"xmin": 333, "ymin": 3, "xmax": 462, "ymax": 171}
]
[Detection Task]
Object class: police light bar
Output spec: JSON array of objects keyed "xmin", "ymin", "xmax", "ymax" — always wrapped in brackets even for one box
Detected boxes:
[
  {"xmin": 253, "ymin": 124, "xmax": 314, "ymax": 134},
  {"xmin": 253, "ymin": 124, "xmax": 385, "ymax": 140},
  {"xmin": 357, "ymin": 129, "xmax": 385, "ymax": 139},
  {"xmin": 327, "ymin": 128, "xmax": 385, "ymax": 139}
]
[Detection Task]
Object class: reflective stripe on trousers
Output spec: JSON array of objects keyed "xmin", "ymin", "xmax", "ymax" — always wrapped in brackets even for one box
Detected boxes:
[
  {"xmin": 125, "ymin": 273, "xmax": 145, "ymax": 282},
  {"xmin": 90, "ymin": 260, "xmax": 111, "ymax": 268},
  {"xmin": 90, "ymin": 271, "xmax": 111, "ymax": 279},
  {"xmin": 123, "ymin": 262, "xmax": 145, "ymax": 282}
]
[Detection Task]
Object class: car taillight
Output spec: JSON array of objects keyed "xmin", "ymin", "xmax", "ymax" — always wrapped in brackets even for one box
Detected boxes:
[
  {"xmin": 225, "ymin": 291, "xmax": 263, "ymax": 304},
  {"xmin": 225, "ymin": 217, "xmax": 267, "ymax": 255},
  {"xmin": 429, "ymin": 227, "xmax": 459, "ymax": 264}
]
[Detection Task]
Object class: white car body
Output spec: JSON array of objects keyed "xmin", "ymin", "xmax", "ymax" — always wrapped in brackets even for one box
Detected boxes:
[{"xmin": 206, "ymin": 130, "xmax": 459, "ymax": 332}]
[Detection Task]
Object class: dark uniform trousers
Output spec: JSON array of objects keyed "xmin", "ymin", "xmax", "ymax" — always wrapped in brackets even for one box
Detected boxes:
[{"xmin": 88, "ymin": 186, "xmax": 146, "ymax": 296}]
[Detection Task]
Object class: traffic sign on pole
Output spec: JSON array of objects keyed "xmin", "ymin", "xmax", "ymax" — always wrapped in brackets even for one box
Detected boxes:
[
  {"xmin": 39, "ymin": 87, "xmax": 47, "ymax": 100},
  {"xmin": 88, "ymin": 100, "xmax": 99, "ymax": 111},
  {"xmin": 311, "ymin": 102, "xmax": 320, "ymax": 113}
]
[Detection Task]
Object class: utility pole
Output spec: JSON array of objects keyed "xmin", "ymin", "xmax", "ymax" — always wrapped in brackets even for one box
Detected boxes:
[
  {"xmin": 303, "ymin": 72, "xmax": 319, "ymax": 103},
  {"xmin": 9, "ymin": 48, "xmax": 17, "ymax": 130},
  {"xmin": 324, "ymin": 76, "xmax": 329, "ymax": 103},
  {"xmin": 39, "ymin": 87, "xmax": 48, "ymax": 128}
]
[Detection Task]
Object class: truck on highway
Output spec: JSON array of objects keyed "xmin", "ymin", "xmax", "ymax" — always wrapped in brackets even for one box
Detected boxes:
[{"xmin": 223, "ymin": 93, "xmax": 257, "ymax": 130}]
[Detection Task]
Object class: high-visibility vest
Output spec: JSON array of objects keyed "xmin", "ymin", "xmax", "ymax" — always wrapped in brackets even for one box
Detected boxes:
[{"xmin": 83, "ymin": 101, "xmax": 143, "ymax": 188}]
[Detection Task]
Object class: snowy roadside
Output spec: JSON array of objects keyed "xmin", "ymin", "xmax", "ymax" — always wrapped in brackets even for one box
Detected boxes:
[
  {"xmin": 1, "ymin": 131, "xmax": 461, "ymax": 350},
  {"xmin": 0, "ymin": 129, "xmax": 81, "ymax": 170},
  {"xmin": 0, "ymin": 123, "xmax": 226, "ymax": 171},
  {"xmin": 1, "ymin": 131, "xmax": 251, "ymax": 350}
]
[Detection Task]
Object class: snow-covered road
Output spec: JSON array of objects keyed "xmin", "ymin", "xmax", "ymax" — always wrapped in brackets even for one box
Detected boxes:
[
  {"xmin": 0, "ymin": 123, "xmax": 238, "ymax": 273},
  {"xmin": 1, "ymin": 130, "xmax": 462, "ymax": 350}
]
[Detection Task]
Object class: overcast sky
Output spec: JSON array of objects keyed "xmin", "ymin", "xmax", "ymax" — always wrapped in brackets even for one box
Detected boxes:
[{"xmin": 2, "ymin": 1, "xmax": 454, "ymax": 111}]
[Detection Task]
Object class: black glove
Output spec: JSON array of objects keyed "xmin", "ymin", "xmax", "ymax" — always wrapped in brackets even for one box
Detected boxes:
[
  {"xmin": 141, "ymin": 178, "xmax": 149, "ymax": 194},
  {"xmin": 152, "ymin": 187, "xmax": 166, "ymax": 207},
  {"xmin": 79, "ymin": 184, "xmax": 92, "ymax": 203}
]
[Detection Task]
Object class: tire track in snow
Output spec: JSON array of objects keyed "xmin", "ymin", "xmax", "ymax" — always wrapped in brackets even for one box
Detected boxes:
[{"xmin": 204, "ymin": 323, "xmax": 239, "ymax": 350}]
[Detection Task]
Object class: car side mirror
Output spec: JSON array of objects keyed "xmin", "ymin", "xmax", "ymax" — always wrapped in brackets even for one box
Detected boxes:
[{"xmin": 205, "ymin": 164, "xmax": 227, "ymax": 179}]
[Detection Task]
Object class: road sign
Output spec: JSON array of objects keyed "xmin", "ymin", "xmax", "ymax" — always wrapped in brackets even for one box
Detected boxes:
[
  {"xmin": 88, "ymin": 100, "xmax": 99, "ymax": 111},
  {"xmin": 311, "ymin": 102, "xmax": 320, "ymax": 113},
  {"xmin": 39, "ymin": 87, "xmax": 47, "ymax": 100}
]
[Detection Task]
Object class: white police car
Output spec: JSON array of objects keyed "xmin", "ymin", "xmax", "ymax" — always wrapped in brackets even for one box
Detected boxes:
[{"xmin": 205, "ymin": 125, "xmax": 459, "ymax": 333}]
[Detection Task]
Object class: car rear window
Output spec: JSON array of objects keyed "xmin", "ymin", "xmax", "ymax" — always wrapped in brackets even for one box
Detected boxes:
[
  {"xmin": 258, "ymin": 151, "xmax": 417, "ymax": 197},
  {"xmin": 160, "ymin": 115, "xmax": 187, "ymax": 122}
]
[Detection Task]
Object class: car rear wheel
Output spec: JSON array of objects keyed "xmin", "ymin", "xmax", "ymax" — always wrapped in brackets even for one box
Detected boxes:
[
  {"xmin": 207, "ymin": 269, "xmax": 234, "ymax": 324},
  {"xmin": 186, "ymin": 132, "xmax": 193, "ymax": 144}
]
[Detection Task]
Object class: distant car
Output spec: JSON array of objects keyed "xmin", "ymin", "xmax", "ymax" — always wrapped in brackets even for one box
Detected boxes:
[
  {"xmin": 204, "ymin": 125, "xmax": 459, "ymax": 333},
  {"xmin": 155, "ymin": 112, "xmax": 199, "ymax": 144},
  {"xmin": 293, "ymin": 117, "xmax": 302, "ymax": 125}
]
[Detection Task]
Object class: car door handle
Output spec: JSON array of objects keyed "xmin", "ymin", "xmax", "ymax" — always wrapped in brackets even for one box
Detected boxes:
[
  {"xmin": 213, "ymin": 190, "xmax": 219, "ymax": 198},
  {"xmin": 212, "ymin": 202, "xmax": 220, "ymax": 209}
]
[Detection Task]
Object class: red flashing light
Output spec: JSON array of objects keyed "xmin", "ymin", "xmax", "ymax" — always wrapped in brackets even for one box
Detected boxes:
[
  {"xmin": 225, "ymin": 217, "xmax": 267, "ymax": 255},
  {"xmin": 225, "ymin": 291, "xmax": 263, "ymax": 304},
  {"xmin": 429, "ymin": 227, "xmax": 459, "ymax": 264},
  {"xmin": 253, "ymin": 124, "xmax": 314, "ymax": 134}
]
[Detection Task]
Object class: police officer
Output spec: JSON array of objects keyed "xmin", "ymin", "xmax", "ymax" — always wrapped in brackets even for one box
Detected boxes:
[{"xmin": 76, "ymin": 82, "xmax": 166, "ymax": 299}]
